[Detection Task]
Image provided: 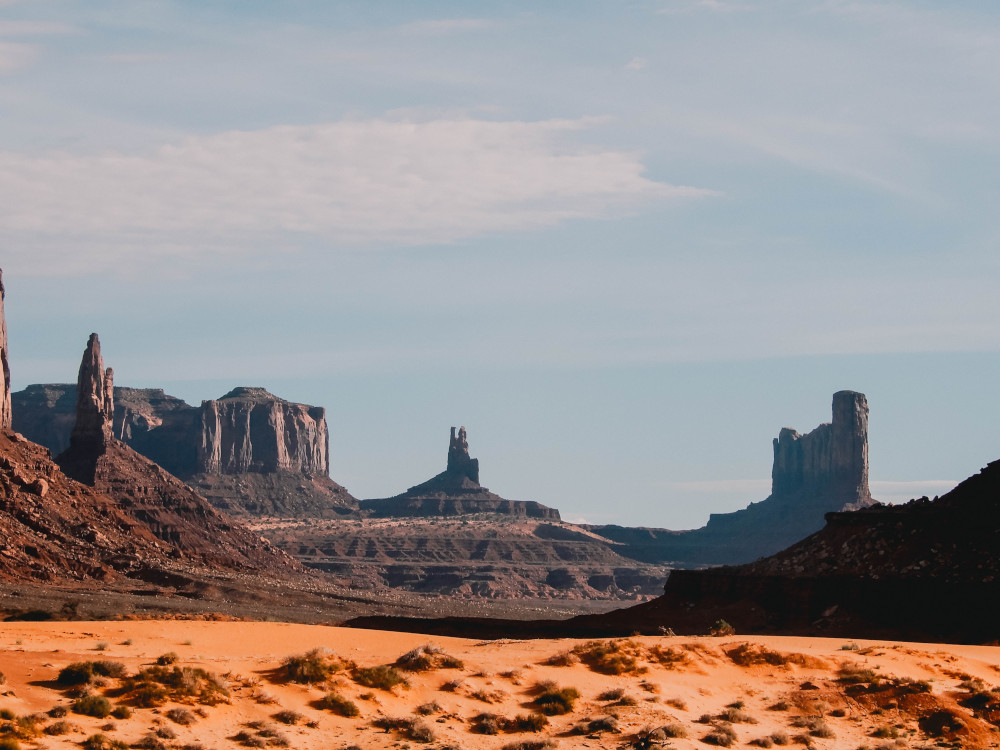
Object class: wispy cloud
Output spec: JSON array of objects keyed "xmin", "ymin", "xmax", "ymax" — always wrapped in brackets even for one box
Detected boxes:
[
  {"xmin": 624, "ymin": 56, "xmax": 646, "ymax": 71},
  {"xmin": 0, "ymin": 116, "xmax": 714, "ymax": 271},
  {"xmin": 658, "ymin": 0, "xmax": 753, "ymax": 15},
  {"xmin": 0, "ymin": 20, "xmax": 77, "ymax": 35}
]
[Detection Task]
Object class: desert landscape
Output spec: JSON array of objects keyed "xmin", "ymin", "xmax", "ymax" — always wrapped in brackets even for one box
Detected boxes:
[{"xmin": 3, "ymin": 621, "xmax": 1000, "ymax": 750}]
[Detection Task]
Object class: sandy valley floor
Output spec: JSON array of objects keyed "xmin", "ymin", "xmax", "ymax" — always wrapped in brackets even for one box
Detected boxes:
[{"xmin": 1, "ymin": 620, "xmax": 999, "ymax": 749}]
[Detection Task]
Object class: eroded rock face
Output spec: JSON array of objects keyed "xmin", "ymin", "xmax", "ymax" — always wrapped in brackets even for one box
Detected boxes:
[
  {"xmin": 771, "ymin": 390, "xmax": 870, "ymax": 503},
  {"xmin": 197, "ymin": 387, "xmax": 329, "ymax": 476},
  {"xmin": 0, "ymin": 270, "xmax": 11, "ymax": 431},
  {"xmin": 447, "ymin": 426, "xmax": 479, "ymax": 483}
]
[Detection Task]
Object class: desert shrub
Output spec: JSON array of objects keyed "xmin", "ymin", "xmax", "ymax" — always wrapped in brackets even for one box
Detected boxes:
[
  {"xmin": 0, "ymin": 740, "xmax": 17, "ymax": 750},
  {"xmin": 272, "ymin": 709, "xmax": 301, "ymax": 725},
  {"xmin": 282, "ymin": 648, "xmax": 349, "ymax": 684},
  {"xmin": 498, "ymin": 742, "xmax": 555, "ymax": 750},
  {"xmin": 46, "ymin": 706, "xmax": 68, "ymax": 718},
  {"xmin": 156, "ymin": 652, "xmax": 179, "ymax": 666},
  {"xmin": 809, "ymin": 718, "xmax": 835, "ymax": 738},
  {"xmin": 533, "ymin": 684, "xmax": 580, "ymax": 715},
  {"xmin": 440, "ymin": 678, "xmax": 464, "ymax": 692},
  {"xmin": 645, "ymin": 644, "xmax": 689, "ymax": 668},
  {"xmin": 415, "ymin": 701, "xmax": 441, "ymax": 716},
  {"xmin": 577, "ymin": 715, "xmax": 619, "ymax": 734},
  {"xmin": 121, "ymin": 638, "xmax": 134, "ymax": 646},
  {"xmin": 703, "ymin": 723, "xmax": 737, "ymax": 746},
  {"xmin": 720, "ymin": 706, "xmax": 757, "ymax": 724},
  {"xmin": 750, "ymin": 738, "xmax": 774, "ymax": 748},
  {"xmin": 94, "ymin": 642, "xmax": 109, "ymax": 651},
  {"xmin": 372, "ymin": 716, "xmax": 434, "ymax": 743},
  {"xmin": 769, "ymin": 700, "xmax": 791, "ymax": 711},
  {"xmin": 394, "ymin": 644, "xmax": 463, "ymax": 672},
  {"xmin": 837, "ymin": 664, "xmax": 881, "ymax": 686},
  {"xmin": 110, "ymin": 705, "xmax": 131, "ymax": 719},
  {"xmin": 317, "ymin": 692, "xmax": 359, "ymax": 717},
  {"xmin": 872, "ymin": 726, "xmax": 899, "ymax": 739},
  {"xmin": 122, "ymin": 665, "xmax": 229, "ymax": 706},
  {"xmin": 0, "ymin": 673, "xmax": 4, "ymax": 686},
  {"xmin": 543, "ymin": 651, "xmax": 579, "ymax": 667},
  {"xmin": 57, "ymin": 661, "xmax": 113, "ymax": 686},
  {"xmin": 81, "ymin": 734, "xmax": 128, "ymax": 750},
  {"xmin": 660, "ymin": 723, "xmax": 688, "ymax": 738},
  {"xmin": 166, "ymin": 707, "xmax": 196, "ymax": 725},
  {"xmin": 572, "ymin": 640, "xmax": 645, "ymax": 675},
  {"xmin": 598, "ymin": 687, "xmax": 625, "ymax": 701},
  {"xmin": 829, "ymin": 708, "xmax": 847, "ymax": 717},
  {"xmin": 511, "ymin": 713, "xmax": 549, "ymax": 732},
  {"xmin": 44, "ymin": 720, "xmax": 74, "ymax": 735},
  {"xmin": 769, "ymin": 731, "xmax": 789, "ymax": 745},
  {"xmin": 352, "ymin": 665, "xmax": 407, "ymax": 691},
  {"xmin": 133, "ymin": 739, "xmax": 167, "ymax": 750},
  {"xmin": 709, "ymin": 619, "xmax": 735, "ymax": 636},
  {"xmin": 471, "ymin": 713, "xmax": 500, "ymax": 735},
  {"xmin": 73, "ymin": 695, "xmax": 112, "ymax": 718},
  {"xmin": 470, "ymin": 687, "xmax": 505, "ymax": 703},
  {"xmin": 666, "ymin": 697, "xmax": 687, "ymax": 710}
]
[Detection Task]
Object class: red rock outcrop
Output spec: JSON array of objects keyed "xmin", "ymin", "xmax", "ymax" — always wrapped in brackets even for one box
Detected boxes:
[
  {"xmin": 362, "ymin": 427, "xmax": 560, "ymax": 519},
  {"xmin": 55, "ymin": 335, "xmax": 301, "ymax": 572},
  {"xmin": 0, "ymin": 270, "xmax": 11, "ymax": 431}
]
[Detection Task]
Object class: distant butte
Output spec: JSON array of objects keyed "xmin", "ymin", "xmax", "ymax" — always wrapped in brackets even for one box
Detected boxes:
[{"xmin": 361, "ymin": 426, "xmax": 560, "ymax": 519}]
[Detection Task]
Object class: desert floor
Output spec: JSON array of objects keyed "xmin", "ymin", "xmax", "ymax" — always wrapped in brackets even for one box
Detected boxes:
[{"xmin": 1, "ymin": 620, "xmax": 999, "ymax": 749}]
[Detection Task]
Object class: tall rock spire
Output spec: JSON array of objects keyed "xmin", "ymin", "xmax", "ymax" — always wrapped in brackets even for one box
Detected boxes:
[
  {"xmin": 0, "ymin": 270, "xmax": 10, "ymax": 430},
  {"xmin": 447, "ymin": 426, "xmax": 479, "ymax": 484},
  {"xmin": 69, "ymin": 333, "xmax": 115, "ymax": 453}
]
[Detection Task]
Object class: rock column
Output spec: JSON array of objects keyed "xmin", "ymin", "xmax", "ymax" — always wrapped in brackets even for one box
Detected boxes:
[
  {"xmin": 69, "ymin": 333, "xmax": 115, "ymax": 453},
  {"xmin": 447, "ymin": 426, "xmax": 480, "ymax": 484},
  {"xmin": 0, "ymin": 270, "xmax": 10, "ymax": 430}
]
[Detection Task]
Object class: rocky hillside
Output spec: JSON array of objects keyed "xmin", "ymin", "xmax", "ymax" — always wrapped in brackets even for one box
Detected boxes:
[
  {"xmin": 13, "ymin": 383, "xmax": 356, "ymax": 518},
  {"xmin": 588, "ymin": 391, "xmax": 876, "ymax": 566}
]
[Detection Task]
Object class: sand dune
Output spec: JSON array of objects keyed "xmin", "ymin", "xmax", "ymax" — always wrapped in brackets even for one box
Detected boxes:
[{"xmin": 1, "ymin": 621, "xmax": 998, "ymax": 749}]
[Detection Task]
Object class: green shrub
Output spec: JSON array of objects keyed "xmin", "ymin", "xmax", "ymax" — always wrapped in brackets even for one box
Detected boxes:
[
  {"xmin": 57, "ymin": 661, "xmax": 127, "ymax": 686},
  {"xmin": 532, "ymin": 685, "xmax": 579, "ymax": 715},
  {"xmin": 317, "ymin": 692, "xmax": 359, "ymax": 717},
  {"xmin": 73, "ymin": 695, "xmax": 112, "ymax": 718},
  {"xmin": 709, "ymin": 619, "xmax": 736, "ymax": 637},
  {"xmin": 352, "ymin": 665, "xmax": 407, "ymax": 691}
]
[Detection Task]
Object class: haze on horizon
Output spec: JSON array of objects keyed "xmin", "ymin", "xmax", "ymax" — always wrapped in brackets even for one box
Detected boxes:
[{"xmin": 1, "ymin": 0, "xmax": 997, "ymax": 529}]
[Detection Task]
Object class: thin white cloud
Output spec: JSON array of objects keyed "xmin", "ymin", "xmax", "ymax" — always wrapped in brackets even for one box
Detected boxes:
[
  {"xmin": 0, "ymin": 116, "xmax": 714, "ymax": 269},
  {"xmin": 624, "ymin": 56, "xmax": 646, "ymax": 71}
]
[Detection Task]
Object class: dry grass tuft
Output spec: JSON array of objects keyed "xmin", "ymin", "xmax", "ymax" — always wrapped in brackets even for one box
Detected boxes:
[
  {"xmin": 281, "ymin": 648, "xmax": 351, "ymax": 684},
  {"xmin": 394, "ymin": 644, "xmax": 463, "ymax": 672},
  {"xmin": 352, "ymin": 665, "xmax": 408, "ymax": 691}
]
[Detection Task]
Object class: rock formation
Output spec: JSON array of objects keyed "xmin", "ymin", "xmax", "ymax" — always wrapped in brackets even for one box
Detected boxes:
[
  {"xmin": 54, "ymin": 334, "xmax": 303, "ymax": 570},
  {"xmin": 588, "ymin": 391, "xmax": 875, "ymax": 566},
  {"xmin": 0, "ymin": 270, "xmax": 11, "ymax": 431},
  {"xmin": 197, "ymin": 387, "xmax": 329, "ymax": 476},
  {"xmin": 362, "ymin": 427, "xmax": 560, "ymax": 519},
  {"xmin": 14, "ymin": 383, "xmax": 356, "ymax": 517}
]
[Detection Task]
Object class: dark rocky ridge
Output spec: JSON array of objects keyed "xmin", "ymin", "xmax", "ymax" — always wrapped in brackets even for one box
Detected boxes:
[
  {"xmin": 360, "ymin": 427, "xmax": 560, "ymax": 519},
  {"xmin": 587, "ymin": 391, "xmax": 875, "ymax": 566},
  {"xmin": 13, "ymin": 382, "xmax": 356, "ymax": 517}
]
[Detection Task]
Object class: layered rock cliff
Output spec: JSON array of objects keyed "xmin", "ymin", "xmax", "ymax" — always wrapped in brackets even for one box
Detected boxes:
[
  {"xmin": 588, "ymin": 391, "xmax": 875, "ymax": 566},
  {"xmin": 14, "ymin": 383, "xmax": 356, "ymax": 517},
  {"xmin": 361, "ymin": 427, "xmax": 560, "ymax": 519},
  {"xmin": 0, "ymin": 270, "xmax": 11, "ymax": 431}
]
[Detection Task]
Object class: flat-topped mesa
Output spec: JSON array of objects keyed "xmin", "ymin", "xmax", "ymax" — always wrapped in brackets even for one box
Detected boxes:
[
  {"xmin": 69, "ymin": 333, "xmax": 114, "ymax": 453},
  {"xmin": 771, "ymin": 390, "xmax": 871, "ymax": 504},
  {"xmin": 197, "ymin": 387, "xmax": 329, "ymax": 476},
  {"xmin": 446, "ymin": 426, "xmax": 479, "ymax": 484},
  {"xmin": 0, "ymin": 270, "xmax": 11, "ymax": 430}
]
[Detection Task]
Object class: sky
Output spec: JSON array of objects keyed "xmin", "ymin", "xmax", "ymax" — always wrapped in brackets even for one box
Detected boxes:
[{"xmin": 2, "ymin": 0, "xmax": 998, "ymax": 528}]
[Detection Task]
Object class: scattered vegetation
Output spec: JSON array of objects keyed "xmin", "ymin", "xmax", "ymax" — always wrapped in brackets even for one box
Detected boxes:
[
  {"xmin": 110, "ymin": 705, "xmax": 131, "ymax": 719},
  {"xmin": 156, "ymin": 652, "xmax": 179, "ymax": 666},
  {"xmin": 532, "ymin": 682, "xmax": 580, "ymax": 715},
  {"xmin": 56, "ymin": 660, "xmax": 127, "ymax": 686},
  {"xmin": 72, "ymin": 694, "xmax": 113, "ymax": 718},
  {"xmin": 415, "ymin": 701, "xmax": 442, "ymax": 716},
  {"xmin": 122, "ymin": 665, "xmax": 229, "ymax": 707},
  {"xmin": 569, "ymin": 639, "xmax": 688, "ymax": 675},
  {"xmin": 471, "ymin": 712, "xmax": 549, "ymax": 734},
  {"xmin": 43, "ymin": 720, "xmax": 74, "ymax": 736},
  {"xmin": 498, "ymin": 742, "xmax": 555, "ymax": 750},
  {"xmin": 317, "ymin": 692, "xmax": 360, "ymax": 717},
  {"xmin": 394, "ymin": 644, "xmax": 463, "ymax": 672},
  {"xmin": 166, "ymin": 707, "xmax": 196, "ymax": 725},
  {"xmin": 81, "ymin": 734, "xmax": 128, "ymax": 750},
  {"xmin": 281, "ymin": 648, "xmax": 350, "ymax": 684},
  {"xmin": 352, "ymin": 665, "xmax": 407, "ymax": 691},
  {"xmin": 543, "ymin": 651, "xmax": 579, "ymax": 667},
  {"xmin": 94, "ymin": 642, "xmax": 109, "ymax": 651},
  {"xmin": 372, "ymin": 716, "xmax": 435, "ymax": 743},
  {"xmin": 726, "ymin": 643, "xmax": 825, "ymax": 669},
  {"xmin": 271, "ymin": 709, "xmax": 301, "ymax": 725},
  {"xmin": 703, "ymin": 722, "xmax": 738, "ymax": 746}
]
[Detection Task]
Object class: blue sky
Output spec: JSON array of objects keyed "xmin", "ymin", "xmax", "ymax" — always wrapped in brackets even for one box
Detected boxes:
[{"xmin": 2, "ymin": 1, "xmax": 998, "ymax": 527}]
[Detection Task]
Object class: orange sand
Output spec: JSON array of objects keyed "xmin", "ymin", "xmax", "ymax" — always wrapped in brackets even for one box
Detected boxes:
[{"xmin": 1, "ymin": 621, "xmax": 999, "ymax": 749}]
